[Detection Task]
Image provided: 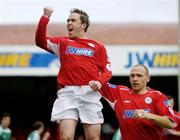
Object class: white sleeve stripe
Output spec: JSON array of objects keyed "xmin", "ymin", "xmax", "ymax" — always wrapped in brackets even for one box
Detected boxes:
[{"xmin": 47, "ymin": 39, "xmax": 60, "ymax": 56}]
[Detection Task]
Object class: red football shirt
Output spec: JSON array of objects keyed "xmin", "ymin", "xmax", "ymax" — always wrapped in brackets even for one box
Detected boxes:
[
  {"xmin": 35, "ymin": 16, "xmax": 112, "ymax": 86},
  {"xmin": 100, "ymin": 83, "xmax": 174, "ymax": 140},
  {"xmin": 163, "ymin": 111, "xmax": 180, "ymax": 140}
]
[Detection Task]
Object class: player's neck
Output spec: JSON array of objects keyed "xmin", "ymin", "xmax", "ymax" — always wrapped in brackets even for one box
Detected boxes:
[
  {"xmin": 134, "ymin": 88, "xmax": 148, "ymax": 94},
  {"xmin": 78, "ymin": 32, "xmax": 86, "ymax": 39}
]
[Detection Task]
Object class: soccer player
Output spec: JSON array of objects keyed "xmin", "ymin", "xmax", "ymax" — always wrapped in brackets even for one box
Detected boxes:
[
  {"xmin": 89, "ymin": 64, "xmax": 175, "ymax": 140},
  {"xmin": 0, "ymin": 113, "xmax": 11, "ymax": 140},
  {"xmin": 35, "ymin": 7, "xmax": 112, "ymax": 140}
]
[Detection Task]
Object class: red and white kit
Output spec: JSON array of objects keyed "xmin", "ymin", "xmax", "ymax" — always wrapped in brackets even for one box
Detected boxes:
[
  {"xmin": 100, "ymin": 83, "xmax": 174, "ymax": 140},
  {"xmin": 35, "ymin": 16, "xmax": 112, "ymax": 87},
  {"xmin": 35, "ymin": 16, "xmax": 112, "ymax": 123}
]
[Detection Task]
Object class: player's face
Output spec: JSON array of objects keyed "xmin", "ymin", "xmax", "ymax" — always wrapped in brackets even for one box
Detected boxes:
[
  {"xmin": 129, "ymin": 66, "xmax": 150, "ymax": 94},
  {"xmin": 67, "ymin": 13, "xmax": 86, "ymax": 38}
]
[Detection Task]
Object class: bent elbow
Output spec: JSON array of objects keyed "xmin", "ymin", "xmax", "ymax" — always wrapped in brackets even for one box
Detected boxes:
[
  {"xmin": 166, "ymin": 119, "xmax": 175, "ymax": 129},
  {"xmin": 169, "ymin": 122, "xmax": 176, "ymax": 129},
  {"xmin": 35, "ymin": 36, "xmax": 44, "ymax": 48},
  {"xmin": 35, "ymin": 40, "xmax": 41, "ymax": 47}
]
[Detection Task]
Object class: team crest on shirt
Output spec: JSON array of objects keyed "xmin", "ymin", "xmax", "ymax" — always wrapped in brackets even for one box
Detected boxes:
[{"xmin": 145, "ymin": 97, "xmax": 152, "ymax": 104}]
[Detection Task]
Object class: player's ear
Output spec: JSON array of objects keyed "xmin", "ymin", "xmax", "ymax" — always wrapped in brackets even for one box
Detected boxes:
[
  {"xmin": 146, "ymin": 75, "xmax": 150, "ymax": 83},
  {"xmin": 82, "ymin": 23, "xmax": 87, "ymax": 31}
]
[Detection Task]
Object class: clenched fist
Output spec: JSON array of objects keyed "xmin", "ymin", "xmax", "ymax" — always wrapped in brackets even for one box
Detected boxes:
[
  {"xmin": 89, "ymin": 80, "xmax": 102, "ymax": 91},
  {"xmin": 43, "ymin": 6, "xmax": 53, "ymax": 18}
]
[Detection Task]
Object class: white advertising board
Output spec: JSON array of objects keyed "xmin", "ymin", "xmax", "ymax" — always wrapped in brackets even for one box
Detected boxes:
[{"xmin": 0, "ymin": 45, "xmax": 178, "ymax": 76}]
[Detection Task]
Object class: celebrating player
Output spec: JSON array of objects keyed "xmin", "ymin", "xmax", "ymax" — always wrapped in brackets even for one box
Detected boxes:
[
  {"xmin": 89, "ymin": 64, "xmax": 175, "ymax": 140},
  {"xmin": 35, "ymin": 6, "xmax": 112, "ymax": 140}
]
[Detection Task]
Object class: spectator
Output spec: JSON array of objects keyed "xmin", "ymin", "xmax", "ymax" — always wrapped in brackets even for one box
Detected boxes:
[
  {"xmin": 0, "ymin": 112, "xmax": 11, "ymax": 140},
  {"xmin": 27, "ymin": 121, "xmax": 48, "ymax": 140}
]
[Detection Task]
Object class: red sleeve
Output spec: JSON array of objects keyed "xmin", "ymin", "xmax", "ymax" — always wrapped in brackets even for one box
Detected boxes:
[
  {"xmin": 96, "ymin": 45, "xmax": 112, "ymax": 85},
  {"xmin": 100, "ymin": 83, "xmax": 126, "ymax": 102},
  {"xmin": 35, "ymin": 15, "xmax": 60, "ymax": 54},
  {"xmin": 155, "ymin": 93, "xmax": 174, "ymax": 122}
]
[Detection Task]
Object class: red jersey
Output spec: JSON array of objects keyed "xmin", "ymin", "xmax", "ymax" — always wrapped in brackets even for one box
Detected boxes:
[
  {"xmin": 163, "ymin": 111, "xmax": 180, "ymax": 140},
  {"xmin": 100, "ymin": 83, "xmax": 174, "ymax": 140},
  {"xmin": 35, "ymin": 16, "xmax": 112, "ymax": 86}
]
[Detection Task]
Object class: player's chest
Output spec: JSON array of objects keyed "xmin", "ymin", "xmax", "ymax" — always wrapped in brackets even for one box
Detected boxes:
[
  {"xmin": 114, "ymin": 95, "xmax": 154, "ymax": 116},
  {"xmin": 123, "ymin": 94, "xmax": 153, "ymax": 106},
  {"xmin": 61, "ymin": 41, "xmax": 97, "ymax": 58}
]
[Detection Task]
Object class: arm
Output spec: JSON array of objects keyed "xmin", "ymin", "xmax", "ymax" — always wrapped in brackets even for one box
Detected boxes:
[
  {"xmin": 165, "ymin": 129, "xmax": 180, "ymax": 136},
  {"xmin": 89, "ymin": 82, "xmax": 123, "ymax": 103},
  {"xmin": 89, "ymin": 46, "xmax": 112, "ymax": 90},
  {"xmin": 35, "ymin": 7, "xmax": 60, "ymax": 55},
  {"xmin": 35, "ymin": 7, "xmax": 53, "ymax": 52},
  {"xmin": 134, "ymin": 93, "xmax": 175, "ymax": 129},
  {"xmin": 134, "ymin": 110, "xmax": 174, "ymax": 129},
  {"xmin": 96, "ymin": 45, "xmax": 112, "ymax": 85},
  {"xmin": 164, "ymin": 111, "xmax": 180, "ymax": 136}
]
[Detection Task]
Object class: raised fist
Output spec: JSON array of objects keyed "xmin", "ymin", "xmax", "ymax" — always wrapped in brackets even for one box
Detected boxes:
[{"xmin": 43, "ymin": 6, "xmax": 53, "ymax": 18}]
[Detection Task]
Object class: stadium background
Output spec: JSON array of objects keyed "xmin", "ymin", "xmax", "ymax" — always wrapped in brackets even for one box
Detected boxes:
[{"xmin": 0, "ymin": 0, "xmax": 179, "ymax": 139}]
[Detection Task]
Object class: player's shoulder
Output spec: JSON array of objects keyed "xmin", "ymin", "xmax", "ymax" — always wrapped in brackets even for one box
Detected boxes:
[
  {"xmin": 117, "ymin": 85, "xmax": 129, "ymax": 91},
  {"xmin": 48, "ymin": 36, "xmax": 65, "ymax": 43},
  {"xmin": 51, "ymin": 36, "xmax": 71, "ymax": 41},
  {"xmin": 107, "ymin": 83, "xmax": 129, "ymax": 90},
  {"xmin": 5, "ymin": 128, "xmax": 11, "ymax": 133},
  {"xmin": 58, "ymin": 37, "xmax": 69, "ymax": 42},
  {"xmin": 148, "ymin": 88, "xmax": 166, "ymax": 97},
  {"xmin": 86, "ymin": 39, "xmax": 105, "ymax": 48}
]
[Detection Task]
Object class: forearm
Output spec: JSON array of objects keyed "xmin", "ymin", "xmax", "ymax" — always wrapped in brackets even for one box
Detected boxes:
[
  {"xmin": 175, "ymin": 130, "xmax": 180, "ymax": 136},
  {"xmin": 97, "ymin": 70, "xmax": 112, "ymax": 85},
  {"xmin": 149, "ymin": 113, "xmax": 174, "ymax": 129},
  {"xmin": 35, "ymin": 16, "xmax": 49, "ymax": 49},
  {"xmin": 169, "ymin": 129, "xmax": 180, "ymax": 136},
  {"xmin": 174, "ymin": 130, "xmax": 180, "ymax": 136},
  {"xmin": 135, "ymin": 110, "xmax": 174, "ymax": 129}
]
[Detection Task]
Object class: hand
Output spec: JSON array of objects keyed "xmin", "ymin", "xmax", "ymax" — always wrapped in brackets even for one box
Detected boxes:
[
  {"xmin": 134, "ymin": 109, "xmax": 152, "ymax": 119},
  {"xmin": 165, "ymin": 129, "xmax": 178, "ymax": 135},
  {"xmin": 89, "ymin": 80, "xmax": 102, "ymax": 91},
  {"xmin": 43, "ymin": 6, "xmax": 53, "ymax": 18}
]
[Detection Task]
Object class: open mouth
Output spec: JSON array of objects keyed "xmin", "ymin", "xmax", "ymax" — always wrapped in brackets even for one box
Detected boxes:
[
  {"xmin": 67, "ymin": 28, "xmax": 73, "ymax": 36},
  {"xmin": 132, "ymin": 83, "xmax": 139, "ymax": 86},
  {"xmin": 68, "ymin": 28, "xmax": 73, "ymax": 32},
  {"xmin": 67, "ymin": 25, "xmax": 73, "ymax": 32}
]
